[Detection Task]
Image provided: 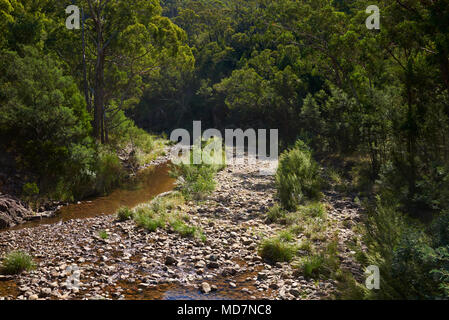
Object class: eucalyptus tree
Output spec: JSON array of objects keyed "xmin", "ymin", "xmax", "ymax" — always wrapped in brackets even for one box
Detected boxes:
[
  {"xmin": 55, "ymin": 0, "xmax": 191, "ymax": 143},
  {"xmin": 0, "ymin": 0, "xmax": 14, "ymax": 48}
]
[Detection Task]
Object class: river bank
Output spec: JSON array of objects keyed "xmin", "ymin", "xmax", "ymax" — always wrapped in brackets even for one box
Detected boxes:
[
  {"xmin": 0, "ymin": 153, "xmax": 364, "ymax": 300},
  {"xmin": 0, "ymin": 143, "xmax": 172, "ymax": 230}
]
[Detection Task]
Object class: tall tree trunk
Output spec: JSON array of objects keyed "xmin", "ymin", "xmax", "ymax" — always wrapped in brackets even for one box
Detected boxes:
[
  {"xmin": 94, "ymin": 26, "xmax": 105, "ymax": 142},
  {"xmin": 81, "ymin": 8, "xmax": 91, "ymax": 113},
  {"xmin": 406, "ymin": 77, "xmax": 417, "ymax": 205}
]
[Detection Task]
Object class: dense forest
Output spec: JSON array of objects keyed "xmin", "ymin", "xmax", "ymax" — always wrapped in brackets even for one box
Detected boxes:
[{"xmin": 1, "ymin": 0, "xmax": 449, "ymax": 300}]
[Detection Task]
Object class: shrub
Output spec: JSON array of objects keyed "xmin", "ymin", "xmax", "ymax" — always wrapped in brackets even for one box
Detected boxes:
[
  {"xmin": 148, "ymin": 192, "xmax": 184, "ymax": 215},
  {"xmin": 284, "ymin": 202, "xmax": 327, "ymax": 230},
  {"xmin": 170, "ymin": 219, "xmax": 205, "ymax": 241},
  {"xmin": 170, "ymin": 160, "xmax": 217, "ymax": 200},
  {"xmin": 170, "ymin": 219, "xmax": 195, "ymax": 236},
  {"xmin": 130, "ymin": 193, "xmax": 206, "ymax": 241},
  {"xmin": 327, "ymin": 167, "xmax": 343, "ymax": 185},
  {"xmin": 22, "ymin": 182, "xmax": 39, "ymax": 197},
  {"xmin": 278, "ymin": 230, "xmax": 294, "ymax": 242},
  {"xmin": 266, "ymin": 204, "xmax": 286, "ymax": 223},
  {"xmin": 133, "ymin": 208, "xmax": 166, "ymax": 232},
  {"xmin": 359, "ymin": 197, "xmax": 444, "ymax": 299},
  {"xmin": 117, "ymin": 206, "xmax": 133, "ymax": 221},
  {"xmin": 275, "ymin": 140, "xmax": 321, "ymax": 210},
  {"xmin": 294, "ymin": 240, "xmax": 340, "ymax": 279},
  {"xmin": 298, "ymin": 202, "xmax": 327, "ymax": 219},
  {"xmin": 298, "ymin": 255, "xmax": 325, "ymax": 278},
  {"xmin": 1, "ymin": 251, "xmax": 35, "ymax": 275},
  {"xmin": 0, "ymin": 48, "xmax": 96, "ymax": 201},
  {"xmin": 298, "ymin": 239, "xmax": 313, "ymax": 253},
  {"xmin": 95, "ymin": 148, "xmax": 125, "ymax": 195},
  {"xmin": 169, "ymin": 138, "xmax": 225, "ymax": 200},
  {"xmin": 259, "ymin": 236, "xmax": 297, "ymax": 263}
]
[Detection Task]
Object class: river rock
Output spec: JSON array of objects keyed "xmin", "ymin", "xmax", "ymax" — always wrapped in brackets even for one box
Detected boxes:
[
  {"xmin": 200, "ymin": 282, "xmax": 211, "ymax": 294},
  {"xmin": 164, "ymin": 256, "xmax": 178, "ymax": 266},
  {"xmin": 257, "ymin": 272, "xmax": 268, "ymax": 281},
  {"xmin": 0, "ymin": 194, "xmax": 32, "ymax": 229},
  {"xmin": 207, "ymin": 261, "xmax": 219, "ymax": 269},
  {"xmin": 195, "ymin": 260, "xmax": 206, "ymax": 268},
  {"xmin": 0, "ymin": 275, "xmax": 14, "ymax": 281}
]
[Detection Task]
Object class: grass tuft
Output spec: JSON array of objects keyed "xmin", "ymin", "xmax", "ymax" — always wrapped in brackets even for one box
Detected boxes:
[
  {"xmin": 117, "ymin": 206, "xmax": 133, "ymax": 221},
  {"xmin": 98, "ymin": 230, "xmax": 109, "ymax": 240},
  {"xmin": 266, "ymin": 204, "xmax": 286, "ymax": 224},
  {"xmin": 130, "ymin": 192, "xmax": 206, "ymax": 241},
  {"xmin": 1, "ymin": 251, "xmax": 35, "ymax": 275},
  {"xmin": 259, "ymin": 236, "xmax": 297, "ymax": 263}
]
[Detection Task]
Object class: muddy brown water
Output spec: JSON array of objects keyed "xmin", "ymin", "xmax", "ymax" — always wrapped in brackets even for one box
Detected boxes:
[{"xmin": 8, "ymin": 163, "xmax": 175, "ymax": 231}]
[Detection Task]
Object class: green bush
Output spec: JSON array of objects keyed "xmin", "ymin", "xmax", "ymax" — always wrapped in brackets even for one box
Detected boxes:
[
  {"xmin": 298, "ymin": 239, "xmax": 313, "ymax": 253},
  {"xmin": 170, "ymin": 154, "xmax": 220, "ymax": 200},
  {"xmin": 171, "ymin": 219, "xmax": 196, "ymax": 237},
  {"xmin": 259, "ymin": 236, "xmax": 297, "ymax": 263},
  {"xmin": 0, "ymin": 47, "xmax": 95, "ymax": 200},
  {"xmin": 278, "ymin": 230, "xmax": 294, "ymax": 242},
  {"xmin": 359, "ymin": 197, "xmax": 446, "ymax": 299},
  {"xmin": 171, "ymin": 218, "xmax": 206, "ymax": 241},
  {"xmin": 169, "ymin": 138, "xmax": 226, "ymax": 200},
  {"xmin": 266, "ymin": 204, "xmax": 286, "ymax": 223},
  {"xmin": 294, "ymin": 241, "xmax": 340, "ymax": 279},
  {"xmin": 1, "ymin": 251, "xmax": 35, "ymax": 275},
  {"xmin": 130, "ymin": 194, "xmax": 206, "ymax": 241},
  {"xmin": 275, "ymin": 140, "xmax": 321, "ymax": 211},
  {"xmin": 283, "ymin": 202, "xmax": 327, "ymax": 230},
  {"xmin": 133, "ymin": 207, "xmax": 166, "ymax": 232},
  {"xmin": 299, "ymin": 255, "xmax": 325, "ymax": 278},
  {"xmin": 22, "ymin": 182, "xmax": 39, "ymax": 197},
  {"xmin": 117, "ymin": 206, "xmax": 133, "ymax": 221},
  {"xmin": 95, "ymin": 148, "xmax": 125, "ymax": 195}
]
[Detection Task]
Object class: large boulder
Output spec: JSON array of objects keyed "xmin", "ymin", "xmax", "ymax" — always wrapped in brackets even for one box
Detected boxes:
[{"xmin": 0, "ymin": 194, "xmax": 32, "ymax": 229}]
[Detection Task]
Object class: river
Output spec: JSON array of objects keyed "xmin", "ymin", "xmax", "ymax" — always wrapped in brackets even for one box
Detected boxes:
[{"xmin": 9, "ymin": 162, "xmax": 175, "ymax": 231}]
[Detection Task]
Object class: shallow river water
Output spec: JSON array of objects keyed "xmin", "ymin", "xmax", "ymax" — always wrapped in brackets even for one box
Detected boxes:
[{"xmin": 9, "ymin": 162, "xmax": 175, "ymax": 231}]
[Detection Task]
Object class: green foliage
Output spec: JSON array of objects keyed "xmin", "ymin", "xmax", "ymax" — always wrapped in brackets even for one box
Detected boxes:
[
  {"xmin": 359, "ymin": 197, "xmax": 447, "ymax": 299},
  {"xmin": 0, "ymin": 47, "xmax": 93, "ymax": 199},
  {"xmin": 179, "ymin": 164, "xmax": 217, "ymax": 199},
  {"xmin": 169, "ymin": 139, "xmax": 224, "ymax": 200},
  {"xmin": 294, "ymin": 241, "xmax": 341, "ymax": 280},
  {"xmin": 297, "ymin": 202, "xmax": 327, "ymax": 219},
  {"xmin": 133, "ymin": 207, "xmax": 166, "ymax": 232},
  {"xmin": 298, "ymin": 239, "xmax": 313, "ymax": 253},
  {"xmin": 22, "ymin": 182, "xmax": 39, "ymax": 197},
  {"xmin": 170, "ymin": 218, "xmax": 205, "ymax": 241},
  {"xmin": 278, "ymin": 230, "xmax": 294, "ymax": 242},
  {"xmin": 1, "ymin": 251, "xmax": 35, "ymax": 275},
  {"xmin": 297, "ymin": 255, "xmax": 325, "ymax": 279},
  {"xmin": 259, "ymin": 235, "xmax": 297, "ymax": 263},
  {"xmin": 117, "ymin": 206, "xmax": 133, "ymax": 222},
  {"xmin": 95, "ymin": 148, "xmax": 126, "ymax": 195},
  {"xmin": 266, "ymin": 204, "xmax": 286, "ymax": 224},
  {"xmin": 1, "ymin": 0, "xmax": 449, "ymax": 301},
  {"xmin": 130, "ymin": 192, "xmax": 205, "ymax": 241},
  {"xmin": 276, "ymin": 140, "xmax": 321, "ymax": 210},
  {"xmin": 98, "ymin": 230, "xmax": 109, "ymax": 240}
]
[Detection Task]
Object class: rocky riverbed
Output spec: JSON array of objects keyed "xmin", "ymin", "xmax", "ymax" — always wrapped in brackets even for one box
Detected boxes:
[{"xmin": 0, "ymin": 156, "xmax": 364, "ymax": 300}]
